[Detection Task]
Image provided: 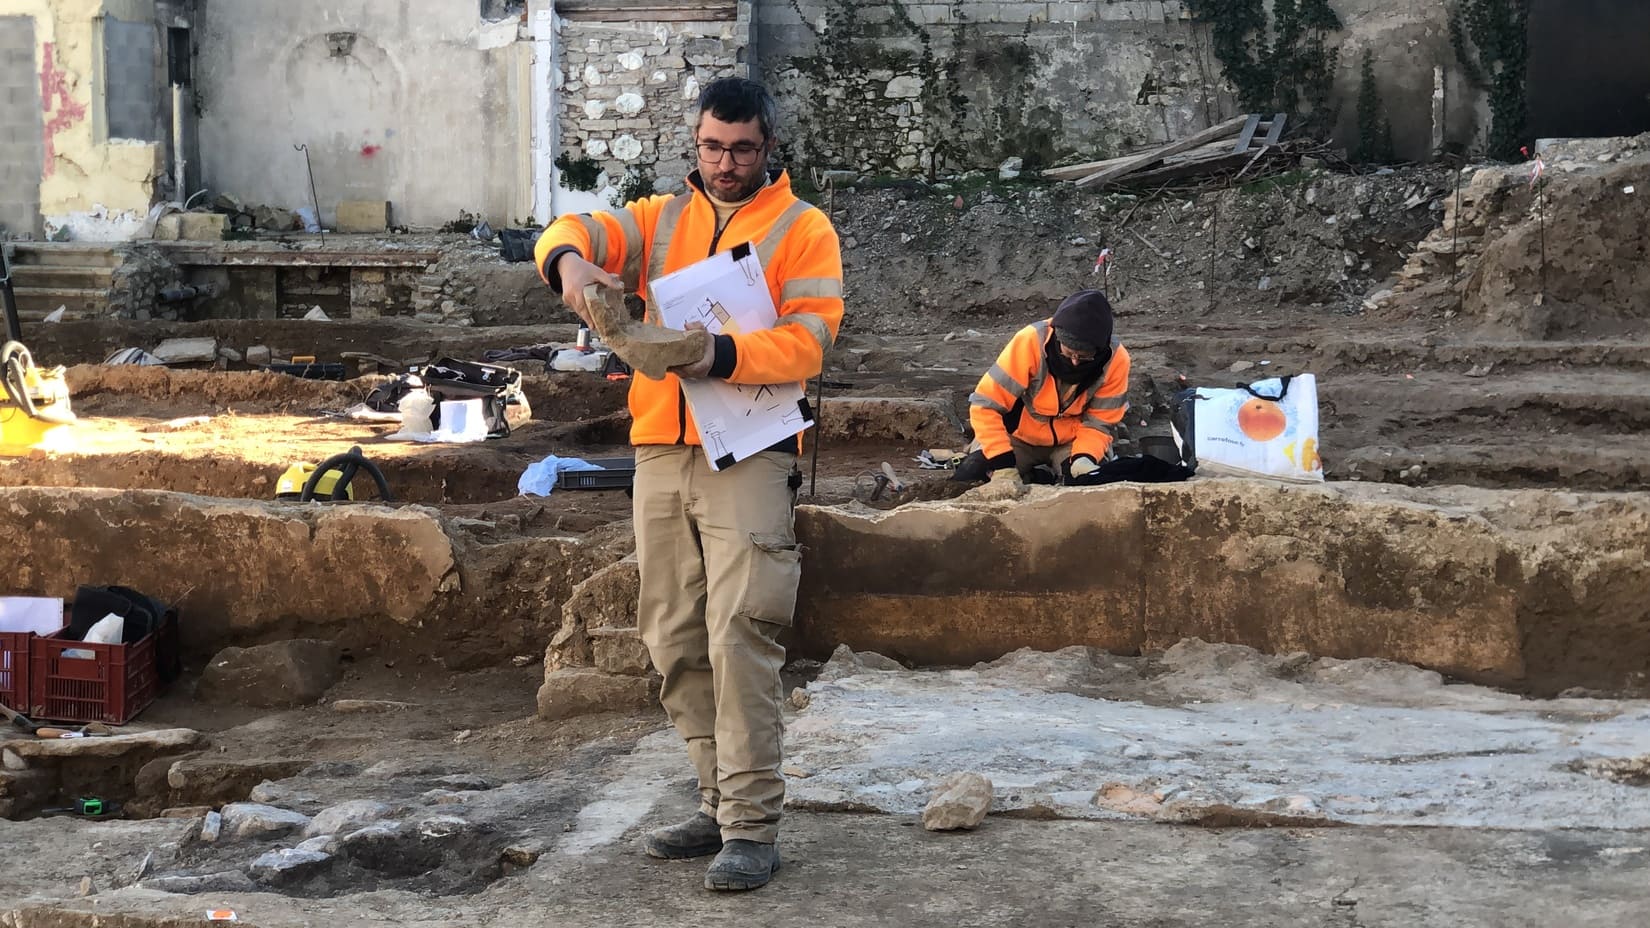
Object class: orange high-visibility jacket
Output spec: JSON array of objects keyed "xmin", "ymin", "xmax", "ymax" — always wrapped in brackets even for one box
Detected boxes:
[
  {"xmin": 969, "ymin": 320, "xmax": 1131, "ymax": 462},
  {"xmin": 534, "ymin": 171, "xmax": 844, "ymax": 450}
]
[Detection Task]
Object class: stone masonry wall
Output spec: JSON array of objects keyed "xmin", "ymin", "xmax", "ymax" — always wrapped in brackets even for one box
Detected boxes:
[
  {"xmin": 557, "ymin": 2, "xmax": 754, "ymax": 199},
  {"xmin": 757, "ymin": 0, "xmax": 1478, "ymax": 175},
  {"xmin": 760, "ymin": 0, "xmax": 1218, "ymax": 176}
]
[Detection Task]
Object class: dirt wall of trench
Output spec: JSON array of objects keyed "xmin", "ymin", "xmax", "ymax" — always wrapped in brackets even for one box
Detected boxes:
[{"xmin": 793, "ymin": 482, "xmax": 1650, "ymax": 696}]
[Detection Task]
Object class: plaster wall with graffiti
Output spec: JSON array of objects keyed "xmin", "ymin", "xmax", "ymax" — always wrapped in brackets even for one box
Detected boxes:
[{"xmin": 0, "ymin": 0, "xmax": 181, "ymax": 240}]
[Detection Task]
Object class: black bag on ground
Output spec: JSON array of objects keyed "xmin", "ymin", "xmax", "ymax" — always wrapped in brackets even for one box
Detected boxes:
[
  {"xmin": 67, "ymin": 585, "xmax": 183, "ymax": 684},
  {"xmin": 1064, "ymin": 454, "xmax": 1195, "ymax": 486},
  {"xmin": 498, "ymin": 229, "xmax": 541, "ymax": 263},
  {"xmin": 420, "ymin": 357, "xmax": 527, "ymax": 438},
  {"xmin": 364, "ymin": 374, "xmax": 421, "ymax": 413}
]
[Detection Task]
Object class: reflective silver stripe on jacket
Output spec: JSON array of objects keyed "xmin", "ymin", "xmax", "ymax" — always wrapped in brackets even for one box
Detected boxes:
[
  {"xmin": 643, "ymin": 194, "xmax": 688, "ymax": 316},
  {"xmin": 574, "ymin": 215, "xmax": 608, "ymax": 266},
  {"xmin": 611, "ymin": 207, "xmax": 645, "ymax": 289}
]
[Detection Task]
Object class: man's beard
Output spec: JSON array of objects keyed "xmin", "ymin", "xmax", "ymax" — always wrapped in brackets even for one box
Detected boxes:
[{"xmin": 711, "ymin": 169, "xmax": 765, "ymax": 202}]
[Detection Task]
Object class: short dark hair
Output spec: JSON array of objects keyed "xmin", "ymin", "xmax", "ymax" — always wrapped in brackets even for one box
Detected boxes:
[{"xmin": 697, "ymin": 77, "xmax": 778, "ymax": 142}]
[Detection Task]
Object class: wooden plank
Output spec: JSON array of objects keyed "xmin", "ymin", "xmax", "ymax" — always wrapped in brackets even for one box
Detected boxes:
[
  {"xmin": 555, "ymin": 0, "xmax": 735, "ymax": 21},
  {"xmin": 1073, "ymin": 115, "xmax": 1250, "ymax": 189},
  {"xmin": 1232, "ymin": 114, "xmax": 1263, "ymax": 153},
  {"xmin": 1158, "ymin": 139, "xmax": 1241, "ymax": 165},
  {"xmin": 1113, "ymin": 151, "xmax": 1255, "ymax": 188},
  {"xmin": 1043, "ymin": 153, "xmax": 1138, "ymax": 181},
  {"xmin": 1045, "ymin": 138, "xmax": 1236, "ymax": 181},
  {"xmin": 1262, "ymin": 112, "xmax": 1288, "ymax": 146}
]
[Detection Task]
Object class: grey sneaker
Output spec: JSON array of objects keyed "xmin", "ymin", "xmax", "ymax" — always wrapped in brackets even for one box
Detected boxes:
[
  {"xmin": 704, "ymin": 839, "xmax": 782, "ymax": 891},
  {"xmin": 642, "ymin": 812, "xmax": 723, "ymax": 860}
]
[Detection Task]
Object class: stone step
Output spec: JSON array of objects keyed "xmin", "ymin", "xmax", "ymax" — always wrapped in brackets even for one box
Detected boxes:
[
  {"xmin": 8, "ymin": 265, "xmax": 116, "ymax": 290},
  {"xmin": 5, "ymin": 244, "xmax": 123, "ymax": 269},
  {"xmin": 1338, "ymin": 439, "xmax": 1650, "ymax": 491},
  {"xmin": 9, "ymin": 287, "xmax": 108, "ymax": 319}
]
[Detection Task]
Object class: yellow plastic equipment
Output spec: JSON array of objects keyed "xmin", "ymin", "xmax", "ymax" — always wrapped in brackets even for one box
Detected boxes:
[
  {"xmin": 275, "ymin": 462, "xmax": 355, "ymax": 501},
  {"xmin": 0, "ymin": 341, "xmax": 75, "ymax": 456}
]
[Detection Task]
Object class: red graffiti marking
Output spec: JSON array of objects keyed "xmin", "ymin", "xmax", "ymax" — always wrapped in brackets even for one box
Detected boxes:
[
  {"xmin": 360, "ymin": 144, "xmax": 382, "ymax": 158},
  {"xmin": 39, "ymin": 43, "xmax": 86, "ymax": 178}
]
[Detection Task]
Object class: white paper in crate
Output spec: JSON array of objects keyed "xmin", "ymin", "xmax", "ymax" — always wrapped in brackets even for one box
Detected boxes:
[
  {"xmin": 1175, "ymin": 374, "xmax": 1324, "ymax": 483},
  {"xmin": 648, "ymin": 244, "xmax": 813, "ymax": 471}
]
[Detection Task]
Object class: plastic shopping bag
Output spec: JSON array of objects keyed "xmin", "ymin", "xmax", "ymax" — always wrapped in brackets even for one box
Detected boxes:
[{"xmin": 1170, "ymin": 374, "xmax": 1324, "ymax": 483}]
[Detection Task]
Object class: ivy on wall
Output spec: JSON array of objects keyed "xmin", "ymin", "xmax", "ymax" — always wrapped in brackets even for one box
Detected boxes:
[
  {"xmin": 782, "ymin": 0, "xmax": 935, "ymax": 173},
  {"xmin": 1450, "ymin": 0, "xmax": 1528, "ymax": 160},
  {"xmin": 1184, "ymin": 0, "xmax": 1342, "ymax": 134},
  {"xmin": 1354, "ymin": 49, "xmax": 1395, "ymax": 163},
  {"xmin": 555, "ymin": 152, "xmax": 601, "ymax": 192},
  {"xmin": 782, "ymin": 0, "xmax": 1055, "ymax": 176}
]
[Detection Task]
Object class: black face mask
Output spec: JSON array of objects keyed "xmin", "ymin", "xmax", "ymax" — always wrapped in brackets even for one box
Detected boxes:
[{"xmin": 1046, "ymin": 342, "xmax": 1107, "ymax": 385}]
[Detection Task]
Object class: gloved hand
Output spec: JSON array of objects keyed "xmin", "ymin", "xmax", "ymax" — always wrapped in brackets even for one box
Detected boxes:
[
  {"xmin": 971, "ymin": 465, "xmax": 1028, "ymax": 501},
  {"xmin": 1065, "ymin": 454, "xmax": 1100, "ymax": 483},
  {"xmin": 951, "ymin": 449, "xmax": 1016, "ymax": 483}
]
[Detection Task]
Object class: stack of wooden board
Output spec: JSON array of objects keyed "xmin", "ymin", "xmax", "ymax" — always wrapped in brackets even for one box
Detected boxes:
[{"xmin": 1046, "ymin": 114, "xmax": 1290, "ymax": 190}]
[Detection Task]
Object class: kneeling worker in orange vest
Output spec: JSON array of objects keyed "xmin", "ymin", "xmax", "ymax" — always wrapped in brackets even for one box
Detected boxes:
[{"xmin": 955, "ymin": 289, "xmax": 1131, "ymax": 487}]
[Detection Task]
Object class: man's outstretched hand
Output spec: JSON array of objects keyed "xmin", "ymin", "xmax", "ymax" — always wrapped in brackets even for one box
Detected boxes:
[{"xmin": 556, "ymin": 253, "xmax": 623, "ymax": 326}]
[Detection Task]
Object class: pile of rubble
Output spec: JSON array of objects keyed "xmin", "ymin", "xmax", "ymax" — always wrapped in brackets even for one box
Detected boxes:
[
  {"xmin": 825, "ymin": 161, "xmax": 1451, "ymax": 332},
  {"xmin": 1383, "ymin": 133, "xmax": 1650, "ymax": 337},
  {"xmin": 411, "ymin": 238, "xmax": 556, "ymax": 327}
]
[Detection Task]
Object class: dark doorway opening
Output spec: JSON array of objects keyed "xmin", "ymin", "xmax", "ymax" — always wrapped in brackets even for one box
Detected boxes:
[
  {"xmin": 167, "ymin": 26, "xmax": 191, "ymax": 87},
  {"xmin": 1527, "ymin": 0, "xmax": 1650, "ymax": 139}
]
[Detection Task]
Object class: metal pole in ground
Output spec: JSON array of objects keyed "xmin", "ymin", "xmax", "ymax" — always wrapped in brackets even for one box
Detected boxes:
[
  {"xmin": 1536, "ymin": 177, "xmax": 1548, "ymax": 303},
  {"xmin": 295, "ymin": 144, "xmax": 325, "ymax": 243},
  {"xmin": 1451, "ymin": 165, "xmax": 1463, "ymax": 310},
  {"xmin": 810, "ymin": 175, "xmax": 834, "ymax": 497},
  {"xmin": 1206, "ymin": 191, "xmax": 1220, "ymax": 313}
]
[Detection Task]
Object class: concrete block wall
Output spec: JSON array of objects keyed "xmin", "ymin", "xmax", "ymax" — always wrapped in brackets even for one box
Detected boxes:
[
  {"xmin": 0, "ymin": 0, "xmax": 167, "ymax": 242},
  {"xmin": 556, "ymin": 3, "xmax": 753, "ymax": 199},
  {"xmin": 101, "ymin": 15, "xmax": 157, "ymax": 142},
  {"xmin": 0, "ymin": 14, "xmax": 41, "ymax": 237}
]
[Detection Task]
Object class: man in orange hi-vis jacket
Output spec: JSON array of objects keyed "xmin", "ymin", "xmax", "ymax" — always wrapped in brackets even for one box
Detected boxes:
[
  {"xmin": 956, "ymin": 290, "xmax": 1131, "ymax": 489},
  {"xmin": 534, "ymin": 78, "xmax": 842, "ymax": 893}
]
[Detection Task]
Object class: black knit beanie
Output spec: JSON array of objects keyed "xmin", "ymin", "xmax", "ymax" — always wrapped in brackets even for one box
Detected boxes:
[{"xmin": 1051, "ymin": 289, "xmax": 1114, "ymax": 354}]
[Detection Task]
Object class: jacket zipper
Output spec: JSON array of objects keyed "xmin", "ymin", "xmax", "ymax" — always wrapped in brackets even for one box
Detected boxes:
[{"xmin": 676, "ymin": 204, "xmax": 743, "ymax": 445}]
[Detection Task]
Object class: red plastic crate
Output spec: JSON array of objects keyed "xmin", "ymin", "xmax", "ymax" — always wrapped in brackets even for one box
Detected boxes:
[
  {"xmin": 29, "ymin": 623, "xmax": 163, "ymax": 724},
  {"xmin": 0, "ymin": 630, "xmax": 30, "ymax": 712}
]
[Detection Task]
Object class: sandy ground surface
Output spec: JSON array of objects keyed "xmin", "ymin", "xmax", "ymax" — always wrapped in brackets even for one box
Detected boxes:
[
  {"xmin": 5, "ymin": 145, "xmax": 1650, "ymax": 925},
  {"xmin": 3, "ymin": 646, "xmax": 1648, "ymax": 926}
]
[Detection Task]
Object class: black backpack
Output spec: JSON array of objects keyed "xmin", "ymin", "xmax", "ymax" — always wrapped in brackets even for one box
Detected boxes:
[
  {"xmin": 67, "ymin": 585, "xmax": 182, "ymax": 684},
  {"xmin": 420, "ymin": 357, "xmax": 527, "ymax": 438},
  {"xmin": 364, "ymin": 374, "xmax": 421, "ymax": 413}
]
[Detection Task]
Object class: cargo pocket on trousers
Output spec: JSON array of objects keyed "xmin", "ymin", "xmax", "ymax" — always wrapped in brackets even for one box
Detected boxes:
[{"xmin": 735, "ymin": 532, "xmax": 802, "ymax": 627}]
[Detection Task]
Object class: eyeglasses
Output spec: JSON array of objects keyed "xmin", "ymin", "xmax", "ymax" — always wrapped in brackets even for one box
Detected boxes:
[{"xmin": 696, "ymin": 142, "xmax": 765, "ymax": 166}]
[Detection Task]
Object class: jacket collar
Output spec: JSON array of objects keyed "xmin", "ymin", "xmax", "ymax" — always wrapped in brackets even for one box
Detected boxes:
[{"xmin": 686, "ymin": 168, "xmax": 790, "ymax": 207}]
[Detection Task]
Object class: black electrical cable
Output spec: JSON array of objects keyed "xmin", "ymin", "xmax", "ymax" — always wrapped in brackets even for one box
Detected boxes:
[
  {"xmin": 299, "ymin": 445, "xmax": 394, "ymax": 502},
  {"xmin": 1, "ymin": 341, "xmax": 38, "ymax": 419}
]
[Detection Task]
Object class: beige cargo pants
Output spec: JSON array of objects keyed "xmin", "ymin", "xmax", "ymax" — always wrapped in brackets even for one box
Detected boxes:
[
  {"xmin": 1008, "ymin": 437, "xmax": 1073, "ymax": 479},
  {"xmin": 633, "ymin": 445, "xmax": 800, "ymax": 845}
]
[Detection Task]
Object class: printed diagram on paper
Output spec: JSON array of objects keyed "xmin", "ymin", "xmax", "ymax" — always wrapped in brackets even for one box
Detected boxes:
[{"xmin": 648, "ymin": 246, "xmax": 814, "ymax": 470}]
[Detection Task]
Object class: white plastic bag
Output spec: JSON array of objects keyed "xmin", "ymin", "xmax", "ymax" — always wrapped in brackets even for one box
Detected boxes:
[
  {"xmin": 1173, "ymin": 374, "xmax": 1323, "ymax": 483},
  {"xmin": 65, "ymin": 612, "xmax": 124, "ymax": 659},
  {"xmin": 385, "ymin": 389, "xmax": 435, "ymax": 442}
]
